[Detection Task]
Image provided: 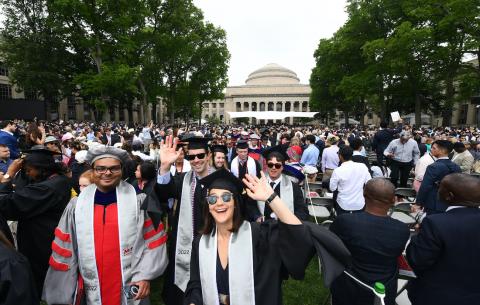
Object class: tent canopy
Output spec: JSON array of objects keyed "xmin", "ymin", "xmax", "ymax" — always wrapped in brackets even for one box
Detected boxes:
[{"xmin": 228, "ymin": 111, "xmax": 318, "ymax": 120}]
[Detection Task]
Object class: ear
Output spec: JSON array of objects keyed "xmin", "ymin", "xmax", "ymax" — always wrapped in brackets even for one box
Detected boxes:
[{"xmin": 446, "ymin": 191, "xmax": 455, "ymax": 202}]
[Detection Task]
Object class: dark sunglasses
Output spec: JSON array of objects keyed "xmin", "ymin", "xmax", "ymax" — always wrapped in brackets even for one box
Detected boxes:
[
  {"xmin": 267, "ymin": 162, "xmax": 282, "ymax": 169},
  {"xmin": 185, "ymin": 153, "xmax": 206, "ymax": 161},
  {"xmin": 206, "ymin": 192, "xmax": 233, "ymax": 205}
]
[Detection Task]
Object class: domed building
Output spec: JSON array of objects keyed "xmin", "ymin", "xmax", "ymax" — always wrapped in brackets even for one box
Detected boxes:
[{"xmin": 203, "ymin": 63, "xmax": 312, "ymax": 124}]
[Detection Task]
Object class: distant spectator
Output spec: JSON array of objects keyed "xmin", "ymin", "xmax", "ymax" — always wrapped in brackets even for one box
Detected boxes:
[
  {"xmin": 371, "ymin": 119, "xmax": 403, "ymax": 165},
  {"xmin": 0, "ymin": 120, "xmax": 19, "ymax": 159},
  {"xmin": 0, "ymin": 143, "xmax": 13, "ymax": 174},
  {"xmin": 451, "ymin": 142, "xmax": 474, "ymax": 173},
  {"xmin": 384, "ymin": 131, "xmax": 420, "ymax": 187},
  {"xmin": 415, "ymin": 140, "xmax": 461, "ymax": 214},
  {"xmin": 370, "ymin": 160, "xmax": 391, "ymax": 178},
  {"xmin": 330, "ymin": 145, "xmax": 371, "ymax": 214},
  {"xmin": 350, "ymin": 137, "xmax": 370, "ymax": 172}
]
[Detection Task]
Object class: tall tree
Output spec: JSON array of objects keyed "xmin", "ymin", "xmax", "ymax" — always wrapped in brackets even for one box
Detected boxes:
[
  {"xmin": 0, "ymin": 0, "xmax": 79, "ymax": 114},
  {"xmin": 149, "ymin": 0, "xmax": 229, "ymax": 124}
]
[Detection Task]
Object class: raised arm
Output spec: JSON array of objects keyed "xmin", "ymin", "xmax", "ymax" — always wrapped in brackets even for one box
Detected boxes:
[
  {"xmin": 243, "ymin": 172, "xmax": 301, "ymax": 225},
  {"xmin": 158, "ymin": 135, "xmax": 182, "ymax": 176}
]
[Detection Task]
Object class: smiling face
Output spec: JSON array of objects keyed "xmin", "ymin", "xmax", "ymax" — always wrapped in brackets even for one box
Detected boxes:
[
  {"xmin": 92, "ymin": 158, "xmax": 122, "ymax": 192},
  {"xmin": 187, "ymin": 148, "xmax": 209, "ymax": 175},
  {"xmin": 267, "ymin": 157, "xmax": 283, "ymax": 180},
  {"xmin": 213, "ymin": 152, "xmax": 226, "ymax": 169},
  {"xmin": 208, "ymin": 188, "xmax": 235, "ymax": 227}
]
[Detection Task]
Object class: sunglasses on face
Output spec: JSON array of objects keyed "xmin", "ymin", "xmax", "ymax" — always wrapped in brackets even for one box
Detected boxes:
[
  {"xmin": 206, "ymin": 192, "xmax": 233, "ymax": 205},
  {"xmin": 185, "ymin": 153, "xmax": 206, "ymax": 161},
  {"xmin": 267, "ymin": 162, "xmax": 282, "ymax": 169}
]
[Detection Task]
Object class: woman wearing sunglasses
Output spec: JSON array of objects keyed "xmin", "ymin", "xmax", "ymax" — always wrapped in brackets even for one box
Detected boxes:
[{"xmin": 184, "ymin": 168, "xmax": 313, "ymax": 305}]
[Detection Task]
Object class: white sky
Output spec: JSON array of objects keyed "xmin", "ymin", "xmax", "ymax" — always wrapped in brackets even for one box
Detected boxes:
[{"xmin": 193, "ymin": 0, "xmax": 348, "ymax": 86}]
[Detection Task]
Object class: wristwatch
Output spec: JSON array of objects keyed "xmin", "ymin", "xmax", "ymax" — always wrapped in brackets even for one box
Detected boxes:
[{"xmin": 265, "ymin": 192, "xmax": 278, "ymax": 205}]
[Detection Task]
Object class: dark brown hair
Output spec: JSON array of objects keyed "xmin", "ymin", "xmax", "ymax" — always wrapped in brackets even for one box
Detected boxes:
[{"xmin": 201, "ymin": 191, "xmax": 244, "ymax": 235}]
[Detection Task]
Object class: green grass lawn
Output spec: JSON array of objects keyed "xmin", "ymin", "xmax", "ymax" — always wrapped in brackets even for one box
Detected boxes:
[{"xmin": 149, "ymin": 258, "xmax": 329, "ymax": 305}]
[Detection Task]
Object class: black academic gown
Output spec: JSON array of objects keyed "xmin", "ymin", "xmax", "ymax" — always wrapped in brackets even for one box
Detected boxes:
[
  {"xmin": 0, "ymin": 242, "xmax": 38, "ymax": 304},
  {"xmin": 259, "ymin": 182, "xmax": 309, "ymax": 221},
  {"xmin": 155, "ymin": 172, "xmax": 207, "ymax": 305},
  {"xmin": 184, "ymin": 221, "xmax": 314, "ymax": 305},
  {"xmin": 0, "ymin": 175, "xmax": 71, "ymax": 299},
  {"xmin": 0, "ymin": 213, "xmax": 14, "ymax": 245}
]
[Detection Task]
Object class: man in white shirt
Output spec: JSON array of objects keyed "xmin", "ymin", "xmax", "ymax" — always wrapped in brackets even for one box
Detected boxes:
[
  {"xmin": 413, "ymin": 152, "xmax": 436, "ymax": 192},
  {"xmin": 330, "ymin": 145, "xmax": 371, "ymax": 214}
]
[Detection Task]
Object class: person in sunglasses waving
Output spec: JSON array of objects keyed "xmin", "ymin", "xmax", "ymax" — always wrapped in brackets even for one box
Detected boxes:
[
  {"xmin": 250, "ymin": 145, "xmax": 308, "ymax": 222},
  {"xmin": 156, "ymin": 135, "xmax": 215, "ymax": 305},
  {"xmin": 184, "ymin": 168, "xmax": 314, "ymax": 305}
]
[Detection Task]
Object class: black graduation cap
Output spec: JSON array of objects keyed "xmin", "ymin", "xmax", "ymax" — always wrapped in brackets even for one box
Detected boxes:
[
  {"xmin": 182, "ymin": 135, "xmax": 212, "ymax": 150},
  {"xmin": 236, "ymin": 140, "xmax": 249, "ymax": 149},
  {"xmin": 199, "ymin": 168, "xmax": 244, "ymax": 195},
  {"xmin": 211, "ymin": 145, "xmax": 228, "ymax": 155},
  {"xmin": 261, "ymin": 144, "xmax": 289, "ymax": 161},
  {"xmin": 260, "ymin": 127, "xmax": 269, "ymax": 134},
  {"xmin": 22, "ymin": 147, "xmax": 61, "ymax": 167}
]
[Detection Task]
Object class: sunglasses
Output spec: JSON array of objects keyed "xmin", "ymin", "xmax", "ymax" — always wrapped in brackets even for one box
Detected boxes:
[
  {"xmin": 267, "ymin": 162, "xmax": 282, "ymax": 169},
  {"xmin": 185, "ymin": 153, "xmax": 206, "ymax": 161},
  {"xmin": 206, "ymin": 192, "xmax": 233, "ymax": 205}
]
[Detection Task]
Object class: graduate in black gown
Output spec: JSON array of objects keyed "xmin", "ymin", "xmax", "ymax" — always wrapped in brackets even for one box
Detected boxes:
[
  {"xmin": 156, "ymin": 135, "xmax": 215, "ymax": 305},
  {"xmin": 184, "ymin": 169, "xmax": 314, "ymax": 305},
  {"xmin": 0, "ymin": 148, "xmax": 71, "ymax": 299},
  {"xmin": 0, "ymin": 230, "xmax": 38, "ymax": 304}
]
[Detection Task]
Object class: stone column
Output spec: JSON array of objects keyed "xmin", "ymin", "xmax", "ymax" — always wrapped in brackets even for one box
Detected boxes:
[{"xmin": 124, "ymin": 108, "xmax": 130, "ymax": 123}]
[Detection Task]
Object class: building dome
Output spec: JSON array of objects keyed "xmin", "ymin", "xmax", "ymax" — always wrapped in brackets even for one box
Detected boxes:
[{"xmin": 245, "ymin": 63, "xmax": 300, "ymax": 85}]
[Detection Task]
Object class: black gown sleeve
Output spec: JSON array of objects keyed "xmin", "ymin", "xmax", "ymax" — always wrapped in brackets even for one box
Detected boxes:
[
  {"xmin": 277, "ymin": 222, "xmax": 314, "ymax": 279},
  {"xmin": 0, "ymin": 244, "xmax": 38, "ymax": 304},
  {"xmin": 292, "ymin": 183, "xmax": 309, "ymax": 221},
  {"xmin": 154, "ymin": 172, "xmax": 185, "ymax": 203},
  {"xmin": 0, "ymin": 181, "xmax": 59, "ymax": 220},
  {"xmin": 184, "ymin": 237, "xmax": 203, "ymax": 305}
]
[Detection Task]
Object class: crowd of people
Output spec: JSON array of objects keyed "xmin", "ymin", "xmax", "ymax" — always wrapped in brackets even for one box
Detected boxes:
[{"xmin": 0, "ymin": 117, "xmax": 479, "ymax": 305}]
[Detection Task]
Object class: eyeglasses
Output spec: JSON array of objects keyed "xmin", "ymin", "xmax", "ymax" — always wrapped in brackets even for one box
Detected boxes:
[
  {"xmin": 93, "ymin": 165, "xmax": 122, "ymax": 174},
  {"xmin": 206, "ymin": 192, "xmax": 233, "ymax": 205},
  {"xmin": 185, "ymin": 153, "xmax": 206, "ymax": 161},
  {"xmin": 267, "ymin": 162, "xmax": 282, "ymax": 169}
]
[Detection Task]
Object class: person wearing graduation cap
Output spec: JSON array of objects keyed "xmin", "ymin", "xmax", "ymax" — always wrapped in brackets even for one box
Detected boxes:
[
  {"xmin": 211, "ymin": 145, "xmax": 229, "ymax": 170},
  {"xmin": 250, "ymin": 146, "xmax": 308, "ymax": 222},
  {"xmin": 156, "ymin": 135, "xmax": 216, "ymax": 305},
  {"xmin": 0, "ymin": 147, "xmax": 71, "ymax": 299},
  {"xmin": 184, "ymin": 169, "xmax": 314, "ymax": 305},
  {"xmin": 230, "ymin": 139, "xmax": 261, "ymax": 181},
  {"xmin": 43, "ymin": 145, "xmax": 168, "ymax": 305}
]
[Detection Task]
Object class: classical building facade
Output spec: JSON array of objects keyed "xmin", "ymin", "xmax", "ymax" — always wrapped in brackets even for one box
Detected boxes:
[{"xmin": 203, "ymin": 63, "xmax": 312, "ymax": 125}]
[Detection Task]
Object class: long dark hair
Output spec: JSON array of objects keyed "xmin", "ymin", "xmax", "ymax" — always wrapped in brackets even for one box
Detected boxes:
[
  {"xmin": 24, "ymin": 156, "xmax": 68, "ymax": 182},
  {"xmin": 201, "ymin": 191, "xmax": 244, "ymax": 235}
]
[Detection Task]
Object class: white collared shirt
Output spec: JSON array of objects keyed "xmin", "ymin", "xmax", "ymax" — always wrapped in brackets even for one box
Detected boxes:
[
  {"xmin": 446, "ymin": 206, "xmax": 467, "ymax": 212},
  {"xmin": 268, "ymin": 176, "xmax": 282, "ymax": 190},
  {"xmin": 330, "ymin": 161, "xmax": 371, "ymax": 211}
]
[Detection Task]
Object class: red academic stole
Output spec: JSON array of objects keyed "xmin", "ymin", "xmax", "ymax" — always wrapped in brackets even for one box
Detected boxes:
[{"xmin": 94, "ymin": 203, "xmax": 122, "ymax": 305}]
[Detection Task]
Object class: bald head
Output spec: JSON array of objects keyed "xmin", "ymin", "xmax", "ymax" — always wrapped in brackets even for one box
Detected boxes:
[
  {"xmin": 439, "ymin": 174, "xmax": 480, "ymax": 207},
  {"xmin": 364, "ymin": 178, "xmax": 396, "ymax": 207}
]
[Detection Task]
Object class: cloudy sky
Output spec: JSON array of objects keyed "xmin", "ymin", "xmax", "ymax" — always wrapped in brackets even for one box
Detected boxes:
[{"xmin": 193, "ymin": 0, "xmax": 348, "ymax": 86}]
